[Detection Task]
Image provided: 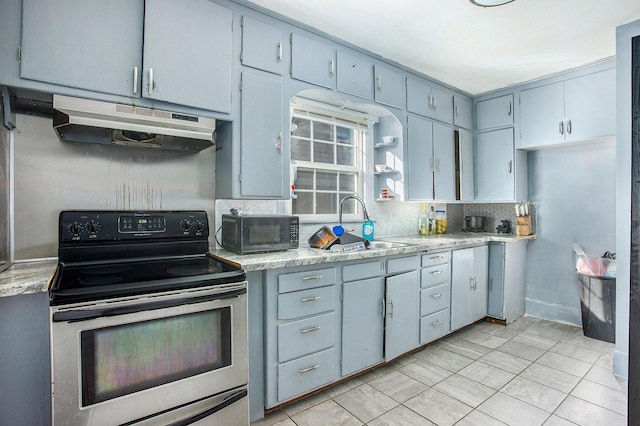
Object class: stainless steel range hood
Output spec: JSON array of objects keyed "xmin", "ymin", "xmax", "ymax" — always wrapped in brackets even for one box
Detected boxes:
[{"xmin": 52, "ymin": 95, "xmax": 215, "ymax": 152}]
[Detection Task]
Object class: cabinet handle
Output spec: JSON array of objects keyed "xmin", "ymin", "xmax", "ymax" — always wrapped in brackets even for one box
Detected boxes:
[
  {"xmin": 456, "ymin": 105, "xmax": 460, "ymax": 117},
  {"xmin": 431, "ymin": 320, "xmax": 443, "ymax": 326},
  {"xmin": 470, "ymin": 277, "xmax": 474, "ymax": 290},
  {"xmin": 559, "ymin": 121, "xmax": 564, "ymax": 135},
  {"xmin": 507, "ymin": 101, "xmax": 512, "ymax": 116},
  {"xmin": 508, "ymin": 160, "xmax": 512, "ymax": 174},
  {"xmin": 277, "ymin": 41, "xmax": 282, "ymax": 62},
  {"xmin": 431, "ymin": 270, "xmax": 443, "ymax": 275},
  {"xmin": 430, "ymin": 255, "xmax": 444, "ymax": 260},
  {"xmin": 275, "ymin": 132, "xmax": 283, "ymax": 153},
  {"xmin": 302, "ymin": 275, "xmax": 322, "ymax": 281},
  {"xmin": 433, "ymin": 96, "xmax": 437, "ymax": 109},
  {"xmin": 388, "ymin": 299, "xmax": 394, "ymax": 318},
  {"xmin": 376, "ymin": 75, "xmax": 382, "ymax": 91},
  {"xmin": 428, "ymin": 95, "xmax": 433, "ymax": 108},
  {"xmin": 301, "ymin": 296, "xmax": 321, "ymax": 302},
  {"xmin": 431, "ymin": 293, "xmax": 443, "ymax": 299},
  {"xmin": 474, "ymin": 277, "xmax": 478, "ymax": 290},
  {"xmin": 566, "ymin": 119, "xmax": 572, "ymax": 134},
  {"xmin": 430, "ymin": 158, "xmax": 434, "ymax": 171},
  {"xmin": 329, "ymin": 58, "xmax": 335, "ymax": 77},
  {"xmin": 381, "ymin": 298, "xmax": 386, "ymax": 318},
  {"xmin": 436, "ymin": 158, "xmax": 440, "ymax": 172},
  {"xmin": 133, "ymin": 66, "xmax": 138, "ymax": 94},
  {"xmin": 299, "ymin": 364, "xmax": 320, "ymax": 374},
  {"xmin": 300, "ymin": 326, "xmax": 320, "ymax": 334},
  {"xmin": 148, "ymin": 67, "xmax": 154, "ymax": 96}
]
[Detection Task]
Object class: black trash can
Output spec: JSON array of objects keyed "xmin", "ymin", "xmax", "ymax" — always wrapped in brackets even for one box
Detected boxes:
[{"xmin": 578, "ymin": 273, "xmax": 616, "ymax": 343}]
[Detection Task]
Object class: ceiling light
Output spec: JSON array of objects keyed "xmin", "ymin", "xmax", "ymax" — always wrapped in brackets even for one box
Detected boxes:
[{"xmin": 470, "ymin": 0, "xmax": 515, "ymax": 7}]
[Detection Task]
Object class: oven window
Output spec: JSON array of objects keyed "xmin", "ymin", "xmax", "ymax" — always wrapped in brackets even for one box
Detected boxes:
[
  {"xmin": 249, "ymin": 224, "xmax": 281, "ymax": 245},
  {"xmin": 80, "ymin": 308, "xmax": 231, "ymax": 406}
]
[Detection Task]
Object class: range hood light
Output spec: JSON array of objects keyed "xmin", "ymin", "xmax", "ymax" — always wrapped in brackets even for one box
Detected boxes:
[{"xmin": 470, "ymin": 0, "xmax": 515, "ymax": 7}]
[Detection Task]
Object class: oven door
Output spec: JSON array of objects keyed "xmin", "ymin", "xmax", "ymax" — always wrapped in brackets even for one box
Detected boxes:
[{"xmin": 50, "ymin": 282, "xmax": 248, "ymax": 426}]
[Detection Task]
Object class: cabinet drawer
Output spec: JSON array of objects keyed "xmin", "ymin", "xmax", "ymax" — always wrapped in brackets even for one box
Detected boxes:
[
  {"xmin": 278, "ymin": 312, "xmax": 335, "ymax": 363},
  {"xmin": 278, "ymin": 267, "xmax": 337, "ymax": 293},
  {"xmin": 278, "ymin": 285, "xmax": 335, "ymax": 320},
  {"xmin": 421, "ymin": 264, "xmax": 450, "ymax": 288},
  {"xmin": 386, "ymin": 256, "xmax": 419, "ymax": 275},
  {"xmin": 420, "ymin": 309, "xmax": 450, "ymax": 345},
  {"xmin": 277, "ymin": 347, "xmax": 336, "ymax": 402},
  {"xmin": 343, "ymin": 260, "xmax": 384, "ymax": 282},
  {"xmin": 422, "ymin": 251, "xmax": 450, "ymax": 267},
  {"xmin": 420, "ymin": 283, "xmax": 450, "ymax": 316}
]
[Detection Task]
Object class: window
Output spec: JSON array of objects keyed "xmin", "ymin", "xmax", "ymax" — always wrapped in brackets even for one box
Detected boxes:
[{"xmin": 290, "ymin": 104, "xmax": 368, "ymax": 221}]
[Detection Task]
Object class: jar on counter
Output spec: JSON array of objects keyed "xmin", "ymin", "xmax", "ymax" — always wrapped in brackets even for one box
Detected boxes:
[{"xmin": 435, "ymin": 209, "xmax": 447, "ymax": 234}]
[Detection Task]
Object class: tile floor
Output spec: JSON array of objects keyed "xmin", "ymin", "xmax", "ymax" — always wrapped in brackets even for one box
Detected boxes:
[{"xmin": 251, "ymin": 316, "xmax": 628, "ymax": 426}]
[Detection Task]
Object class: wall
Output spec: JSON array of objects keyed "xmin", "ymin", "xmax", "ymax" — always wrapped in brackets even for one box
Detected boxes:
[
  {"xmin": 525, "ymin": 139, "xmax": 616, "ymax": 325},
  {"xmin": 11, "ymin": 113, "xmax": 217, "ymax": 259}
]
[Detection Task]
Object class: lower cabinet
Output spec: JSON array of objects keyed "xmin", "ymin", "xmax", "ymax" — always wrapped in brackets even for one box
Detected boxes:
[
  {"xmin": 385, "ymin": 268, "xmax": 420, "ymax": 360},
  {"xmin": 451, "ymin": 245, "xmax": 489, "ymax": 331},
  {"xmin": 488, "ymin": 241, "xmax": 527, "ymax": 323},
  {"xmin": 419, "ymin": 251, "xmax": 451, "ymax": 344}
]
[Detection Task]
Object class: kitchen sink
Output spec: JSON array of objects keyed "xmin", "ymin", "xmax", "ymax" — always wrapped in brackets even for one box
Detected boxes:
[{"xmin": 367, "ymin": 240, "xmax": 414, "ymax": 250}]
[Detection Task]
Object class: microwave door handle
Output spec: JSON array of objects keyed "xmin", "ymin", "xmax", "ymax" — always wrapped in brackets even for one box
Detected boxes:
[
  {"xmin": 167, "ymin": 388, "xmax": 248, "ymax": 426},
  {"xmin": 52, "ymin": 287, "xmax": 246, "ymax": 323}
]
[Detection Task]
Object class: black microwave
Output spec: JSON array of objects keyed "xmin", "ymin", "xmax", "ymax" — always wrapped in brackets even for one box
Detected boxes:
[{"xmin": 221, "ymin": 215, "xmax": 299, "ymax": 254}]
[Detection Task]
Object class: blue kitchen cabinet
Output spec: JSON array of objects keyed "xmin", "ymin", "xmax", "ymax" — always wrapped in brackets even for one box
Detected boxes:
[
  {"xmin": 419, "ymin": 252, "xmax": 451, "ymax": 345},
  {"xmin": 488, "ymin": 241, "xmax": 527, "ymax": 323},
  {"xmin": 385, "ymin": 256, "xmax": 420, "ymax": 361},
  {"xmin": 475, "ymin": 94, "xmax": 514, "ymax": 130},
  {"xmin": 458, "ymin": 129, "xmax": 475, "ymax": 202},
  {"xmin": 336, "ymin": 51, "xmax": 374, "ymax": 100},
  {"xmin": 406, "ymin": 77, "xmax": 453, "ymax": 124},
  {"xmin": 451, "ymin": 245, "xmax": 488, "ymax": 331},
  {"xmin": 241, "ymin": 15, "xmax": 285, "ymax": 75},
  {"xmin": 475, "ymin": 128, "xmax": 516, "ymax": 201},
  {"xmin": 374, "ymin": 64, "xmax": 405, "ymax": 109},
  {"xmin": 454, "ymin": 95, "xmax": 473, "ymax": 130},
  {"xmin": 239, "ymin": 72, "xmax": 286, "ymax": 198},
  {"xmin": 20, "ymin": 0, "xmax": 143, "ymax": 98},
  {"xmin": 291, "ymin": 33, "xmax": 336, "ymax": 90},
  {"xmin": 406, "ymin": 115, "xmax": 455, "ymax": 201},
  {"xmin": 20, "ymin": 0, "xmax": 232, "ymax": 113},
  {"xmin": 520, "ymin": 67, "xmax": 616, "ymax": 149}
]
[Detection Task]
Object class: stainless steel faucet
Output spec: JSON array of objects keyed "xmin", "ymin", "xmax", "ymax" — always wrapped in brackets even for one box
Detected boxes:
[{"xmin": 338, "ymin": 194, "xmax": 370, "ymax": 227}]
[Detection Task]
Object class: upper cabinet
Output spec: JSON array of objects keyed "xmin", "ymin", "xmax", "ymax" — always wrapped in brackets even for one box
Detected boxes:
[
  {"xmin": 453, "ymin": 96, "xmax": 472, "ymax": 130},
  {"xmin": 457, "ymin": 129, "xmax": 474, "ymax": 201},
  {"xmin": 475, "ymin": 128, "xmax": 515, "ymax": 201},
  {"xmin": 336, "ymin": 51, "xmax": 374, "ymax": 100},
  {"xmin": 476, "ymin": 94, "xmax": 514, "ymax": 130},
  {"xmin": 20, "ymin": 0, "xmax": 232, "ymax": 113},
  {"xmin": 406, "ymin": 78, "xmax": 453, "ymax": 124},
  {"xmin": 374, "ymin": 64, "xmax": 405, "ymax": 109},
  {"xmin": 519, "ymin": 67, "xmax": 615, "ymax": 149},
  {"xmin": 241, "ymin": 16, "xmax": 285, "ymax": 76},
  {"xmin": 290, "ymin": 33, "xmax": 336, "ymax": 90}
]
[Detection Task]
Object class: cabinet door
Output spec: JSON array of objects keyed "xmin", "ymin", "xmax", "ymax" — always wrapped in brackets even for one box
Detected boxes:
[
  {"xmin": 240, "ymin": 72, "xmax": 285, "ymax": 198},
  {"xmin": 20, "ymin": 0, "xmax": 143, "ymax": 96},
  {"xmin": 341, "ymin": 277, "xmax": 385, "ymax": 376},
  {"xmin": 519, "ymin": 82, "xmax": 565, "ymax": 148},
  {"xmin": 291, "ymin": 33, "xmax": 336, "ymax": 89},
  {"xmin": 241, "ymin": 16, "xmax": 284, "ymax": 75},
  {"xmin": 143, "ymin": 0, "xmax": 232, "ymax": 112},
  {"xmin": 454, "ymin": 96, "xmax": 473, "ymax": 130},
  {"xmin": 337, "ymin": 51, "xmax": 374, "ymax": 100},
  {"xmin": 374, "ymin": 64, "xmax": 405, "ymax": 109},
  {"xmin": 458, "ymin": 129, "xmax": 474, "ymax": 201},
  {"xmin": 476, "ymin": 94, "xmax": 514, "ymax": 130},
  {"xmin": 406, "ymin": 78, "xmax": 431, "ymax": 116},
  {"xmin": 385, "ymin": 270, "xmax": 419, "ymax": 360},
  {"xmin": 406, "ymin": 115, "xmax": 434, "ymax": 200},
  {"xmin": 488, "ymin": 244, "xmax": 506, "ymax": 320},
  {"xmin": 564, "ymin": 68, "xmax": 616, "ymax": 142},
  {"xmin": 472, "ymin": 245, "xmax": 489, "ymax": 322},
  {"xmin": 433, "ymin": 123, "xmax": 455, "ymax": 200},
  {"xmin": 431, "ymin": 87, "xmax": 453, "ymax": 124},
  {"xmin": 451, "ymin": 246, "xmax": 487, "ymax": 330},
  {"xmin": 476, "ymin": 128, "xmax": 515, "ymax": 201}
]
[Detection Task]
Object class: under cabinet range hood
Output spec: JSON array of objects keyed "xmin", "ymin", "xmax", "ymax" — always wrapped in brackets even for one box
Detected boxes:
[{"xmin": 52, "ymin": 95, "xmax": 215, "ymax": 152}]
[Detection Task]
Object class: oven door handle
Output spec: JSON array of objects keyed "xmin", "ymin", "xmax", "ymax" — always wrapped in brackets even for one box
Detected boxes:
[
  {"xmin": 167, "ymin": 388, "xmax": 248, "ymax": 426},
  {"xmin": 52, "ymin": 287, "xmax": 247, "ymax": 323}
]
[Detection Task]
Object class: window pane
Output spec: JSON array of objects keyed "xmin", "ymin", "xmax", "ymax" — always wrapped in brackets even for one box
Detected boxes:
[
  {"xmin": 339, "ymin": 174, "xmax": 356, "ymax": 192},
  {"xmin": 295, "ymin": 169, "xmax": 314, "ymax": 190},
  {"xmin": 316, "ymin": 171, "xmax": 337, "ymax": 191},
  {"xmin": 313, "ymin": 122, "xmax": 334, "ymax": 142},
  {"xmin": 336, "ymin": 145, "xmax": 354, "ymax": 166},
  {"xmin": 336, "ymin": 126, "xmax": 354, "ymax": 145},
  {"xmin": 316, "ymin": 193, "xmax": 337, "ymax": 214},
  {"xmin": 291, "ymin": 138, "xmax": 311, "ymax": 161},
  {"xmin": 292, "ymin": 192, "xmax": 313, "ymax": 214},
  {"xmin": 313, "ymin": 142, "xmax": 334, "ymax": 164},
  {"xmin": 291, "ymin": 117, "xmax": 310, "ymax": 138}
]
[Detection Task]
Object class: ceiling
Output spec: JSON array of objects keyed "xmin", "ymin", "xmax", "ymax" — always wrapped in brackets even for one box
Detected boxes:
[{"xmin": 245, "ymin": 0, "xmax": 640, "ymax": 95}]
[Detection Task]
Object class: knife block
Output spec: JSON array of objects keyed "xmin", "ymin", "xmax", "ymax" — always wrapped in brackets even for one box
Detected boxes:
[{"xmin": 516, "ymin": 216, "xmax": 532, "ymax": 236}]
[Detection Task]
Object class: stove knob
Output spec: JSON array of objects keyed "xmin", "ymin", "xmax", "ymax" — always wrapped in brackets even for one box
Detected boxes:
[
  {"xmin": 88, "ymin": 220, "xmax": 100, "ymax": 234},
  {"xmin": 69, "ymin": 222, "xmax": 82, "ymax": 236},
  {"xmin": 194, "ymin": 220, "xmax": 204, "ymax": 232},
  {"xmin": 180, "ymin": 219, "xmax": 191, "ymax": 232}
]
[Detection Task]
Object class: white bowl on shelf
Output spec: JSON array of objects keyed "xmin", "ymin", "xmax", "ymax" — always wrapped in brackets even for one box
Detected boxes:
[
  {"xmin": 375, "ymin": 164, "xmax": 389, "ymax": 173},
  {"xmin": 381, "ymin": 136, "xmax": 395, "ymax": 144}
]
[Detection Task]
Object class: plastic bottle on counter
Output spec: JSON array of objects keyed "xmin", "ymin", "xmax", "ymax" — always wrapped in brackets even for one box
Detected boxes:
[
  {"xmin": 419, "ymin": 204, "xmax": 429, "ymax": 235},
  {"xmin": 362, "ymin": 219, "xmax": 374, "ymax": 241},
  {"xmin": 429, "ymin": 206, "xmax": 435, "ymax": 234},
  {"xmin": 435, "ymin": 209, "xmax": 447, "ymax": 234}
]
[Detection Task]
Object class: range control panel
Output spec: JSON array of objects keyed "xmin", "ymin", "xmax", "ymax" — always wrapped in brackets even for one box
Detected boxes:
[{"xmin": 59, "ymin": 210, "xmax": 209, "ymax": 243}]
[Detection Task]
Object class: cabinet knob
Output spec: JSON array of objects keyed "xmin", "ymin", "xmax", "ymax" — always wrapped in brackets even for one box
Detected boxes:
[{"xmin": 277, "ymin": 41, "xmax": 282, "ymax": 62}]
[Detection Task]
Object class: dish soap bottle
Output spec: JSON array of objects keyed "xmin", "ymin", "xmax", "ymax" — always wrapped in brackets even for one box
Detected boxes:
[
  {"xmin": 362, "ymin": 215, "xmax": 374, "ymax": 241},
  {"xmin": 419, "ymin": 204, "xmax": 429, "ymax": 235}
]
